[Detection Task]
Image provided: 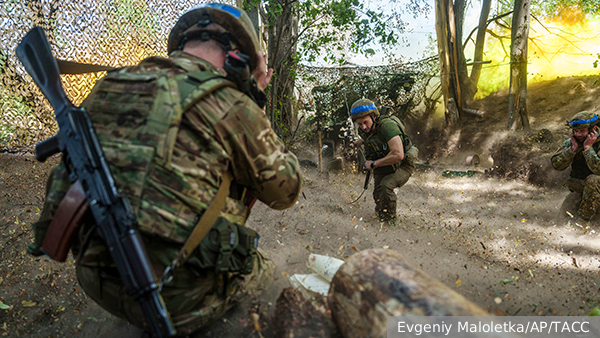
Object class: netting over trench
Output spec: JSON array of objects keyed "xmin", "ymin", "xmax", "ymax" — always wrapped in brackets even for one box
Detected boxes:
[
  {"xmin": 0, "ymin": 0, "xmax": 229, "ymax": 150},
  {"xmin": 295, "ymin": 56, "xmax": 440, "ymax": 130}
]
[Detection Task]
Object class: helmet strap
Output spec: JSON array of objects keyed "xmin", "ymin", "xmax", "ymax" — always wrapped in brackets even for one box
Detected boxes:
[
  {"xmin": 178, "ymin": 29, "xmax": 235, "ymax": 53},
  {"xmin": 370, "ymin": 115, "xmax": 376, "ymax": 130}
]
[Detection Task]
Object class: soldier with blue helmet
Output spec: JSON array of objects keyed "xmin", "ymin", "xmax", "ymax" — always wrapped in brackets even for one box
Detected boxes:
[
  {"xmin": 29, "ymin": 3, "xmax": 301, "ymax": 335},
  {"xmin": 552, "ymin": 111, "xmax": 600, "ymax": 222},
  {"xmin": 351, "ymin": 99, "xmax": 418, "ymax": 224}
]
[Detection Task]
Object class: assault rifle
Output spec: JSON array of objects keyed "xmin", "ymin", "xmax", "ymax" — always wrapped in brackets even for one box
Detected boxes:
[
  {"xmin": 347, "ymin": 119, "xmax": 370, "ymax": 204},
  {"xmin": 343, "ymin": 94, "xmax": 370, "ymax": 204},
  {"xmin": 17, "ymin": 27, "xmax": 175, "ymax": 337}
]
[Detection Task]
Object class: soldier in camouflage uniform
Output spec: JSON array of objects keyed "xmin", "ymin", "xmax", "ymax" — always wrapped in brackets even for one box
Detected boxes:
[
  {"xmin": 29, "ymin": 4, "xmax": 301, "ymax": 335},
  {"xmin": 351, "ymin": 99, "xmax": 418, "ymax": 223},
  {"xmin": 551, "ymin": 111, "xmax": 600, "ymax": 221}
]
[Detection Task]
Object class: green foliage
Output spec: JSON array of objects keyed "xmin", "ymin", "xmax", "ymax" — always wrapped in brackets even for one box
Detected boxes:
[
  {"xmin": 256, "ymin": 0, "xmax": 430, "ymax": 138},
  {"xmin": 294, "ymin": 0, "xmax": 399, "ymax": 65},
  {"xmin": 261, "ymin": 0, "xmax": 429, "ymax": 67},
  {"xmin": 272, "ymin": 106, "xmax": 290, "ymax": 138}
]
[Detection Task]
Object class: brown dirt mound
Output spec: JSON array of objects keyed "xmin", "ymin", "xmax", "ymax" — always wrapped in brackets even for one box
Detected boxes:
[
  {"xmin": 487, "ymin": 129, "xmax": 568, "ymax": 188},
  {"xmin": 412, "ymin": 75, "xmax": 600, "ymax": 173}
]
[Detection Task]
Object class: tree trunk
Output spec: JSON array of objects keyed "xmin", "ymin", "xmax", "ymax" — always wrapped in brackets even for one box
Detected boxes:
[
  {"xmin": 447, "ymin": 0, "xmax": 462, "ymax": 122},
  {"xmin": 435, "ymin": 0, "xmax": 462, "ymax": 126},
  {"xmin": 453, "ymin": 0, "xmax": 468, "ymax": 108},
  {"xmin": 328, "ymin": 249, "xmax": 488, "ymax": 338},
  {"xmin": 267, "ymin": 3, "xmax": 298, "ymax": 139},
  {"xmin": 435, "ymin": 0, "xmax": 455, "ymax": 126},
  {"xmin": 239, "ymin": 0, "xmax": 264, "ymax": 49},
  {"xmin": 465, "ymin": 0, "xmax": 492, "ymax": 103},
  {"xmin": 507, "ymin": 0, "xmax": 530, "ymax": 130}
]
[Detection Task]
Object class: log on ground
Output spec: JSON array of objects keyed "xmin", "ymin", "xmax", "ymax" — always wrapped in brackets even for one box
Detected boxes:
[{"xmin": 328, "ymin": 249, "xmax": 488, "ymax": 338}]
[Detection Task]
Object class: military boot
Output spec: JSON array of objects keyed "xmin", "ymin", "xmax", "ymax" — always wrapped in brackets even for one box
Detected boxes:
[{"xmin": 378, "ymin": 204, "xmax": 398, "ymax": 227}]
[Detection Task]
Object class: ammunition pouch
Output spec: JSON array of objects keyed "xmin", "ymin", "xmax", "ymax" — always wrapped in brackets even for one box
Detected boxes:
[{"xmin": 194, "ymin": 216, "xmax": 259, "ymax": 274}]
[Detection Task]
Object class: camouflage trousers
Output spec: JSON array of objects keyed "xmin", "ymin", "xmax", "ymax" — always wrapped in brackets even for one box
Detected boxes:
[
  {"xmin": 373, "ymin": 166, "xmax": 412, "ymax": 221},
  {"xmin": 561, "ymin": 175, "xmax": 600, "ymax": 221},
  {"xmin": 76, "ymin": 249, "xmax": 275, "ymax": 336}
]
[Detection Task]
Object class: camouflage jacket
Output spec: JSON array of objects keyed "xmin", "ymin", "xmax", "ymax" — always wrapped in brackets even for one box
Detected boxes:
[
  {"xmin": 551, "ymin": 138, "xmax": 600, "ymax": 179},
  {"xmin": 41, "ymin": 51, "xmax": 302, "ymax": 270}
]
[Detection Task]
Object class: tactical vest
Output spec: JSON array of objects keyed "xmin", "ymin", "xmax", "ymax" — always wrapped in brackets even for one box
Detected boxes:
[
  {"xmin": 82, "ymin": 56, "xmax": 247, "ymax": 245},
  {"xmin": 570, "ymin": 141, "xmax": 600, "ymax": 179},
  {"xmin": 363, "ymin": 116, "xmax": 413, "ymax": 173}
]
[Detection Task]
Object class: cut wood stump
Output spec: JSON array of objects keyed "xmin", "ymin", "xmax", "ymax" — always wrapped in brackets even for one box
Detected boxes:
[
  {"xmin": 328, "ymin": 249, "xmax": 488, "ymax": 338},
  {"xmin": 275, "ymin": 287, "xmax": 340, "ymax": 338}
]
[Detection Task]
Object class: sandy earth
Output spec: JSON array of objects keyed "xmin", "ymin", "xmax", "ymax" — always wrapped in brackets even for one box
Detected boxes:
[{"xmin": 1, "ymin": 75, "xmax": 600, "ymax": 337}]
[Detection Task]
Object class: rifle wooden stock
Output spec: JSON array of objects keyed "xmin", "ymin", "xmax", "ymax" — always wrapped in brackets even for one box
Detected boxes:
[{"xmin": 41, "ymin": 180, "xmax": 89, "ymax": 262}]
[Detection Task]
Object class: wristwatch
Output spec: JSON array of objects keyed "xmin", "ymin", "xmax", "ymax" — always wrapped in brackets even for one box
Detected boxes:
[{"xmin": 370, "ymin": 161, "xmax": 375, "ymax": 169}]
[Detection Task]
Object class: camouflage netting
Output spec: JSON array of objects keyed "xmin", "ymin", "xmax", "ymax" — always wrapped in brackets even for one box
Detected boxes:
[
  {"xmin": 0, "ymin": 0, "xmax": 224, "ymax": 150},
  {"xmin": 296, "ymin": 57, "xmax": 439, "ymax": 128},
  {"xmin": 1, "ymin": 0, "xmax": 439, "ymax": 150}
]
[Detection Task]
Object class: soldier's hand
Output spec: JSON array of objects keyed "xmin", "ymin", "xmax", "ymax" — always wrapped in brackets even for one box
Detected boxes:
[
  {"xmin": 570, "ymin": 132, "xmax": 579, "ymax": 152},
  {"xmin": 253, "ymin": 52, "xmax": 273, "ymax": 92},
  {"xmin": 584, "ymin": 128, "xmax": 598, "ymax": 150},
  {"xmin": 353, "ymin": 139, "xmax": 364, "ymax": 148}
]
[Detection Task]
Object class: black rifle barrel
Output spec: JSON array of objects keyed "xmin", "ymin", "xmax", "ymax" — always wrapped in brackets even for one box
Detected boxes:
[{"xmin": 16, "ymin": 27, "xmax": 175, "ymax": 338}]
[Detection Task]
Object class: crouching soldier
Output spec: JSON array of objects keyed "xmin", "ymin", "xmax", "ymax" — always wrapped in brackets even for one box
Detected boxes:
[
  {"xmin": 28, "ymin": 3, "xmax": 302, "ymax": 336},
  {"xmin": 351, "ymin": 99, "xmax": 418, "ymax": 224},
  {"xmin": 552, "ymin": 111, "xmax": 600, "ymax": 222}
]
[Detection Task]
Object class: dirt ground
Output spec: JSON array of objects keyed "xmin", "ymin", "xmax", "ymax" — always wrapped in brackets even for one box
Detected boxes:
[{"xmin": 2, "ymin": 75, "xmax": 600, "ymax": 337}]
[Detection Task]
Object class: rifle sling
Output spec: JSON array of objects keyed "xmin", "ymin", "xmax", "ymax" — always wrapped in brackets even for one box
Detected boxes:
[{"xmin": 175, "ymin": 170, "xmax": 233, "ymax": 267}]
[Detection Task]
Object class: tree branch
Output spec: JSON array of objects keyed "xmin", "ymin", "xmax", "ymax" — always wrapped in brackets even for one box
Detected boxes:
[
  {"xmin": 530, "ymin": 14, "xmax": 586, "ymax": 55},
  {"xmin": 463, "ymin": 11, "xmax": 513, "ymax": 51},
  {"xmin": 485, "ymin": 29, "xmax": 510, "ymax": 61}
]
